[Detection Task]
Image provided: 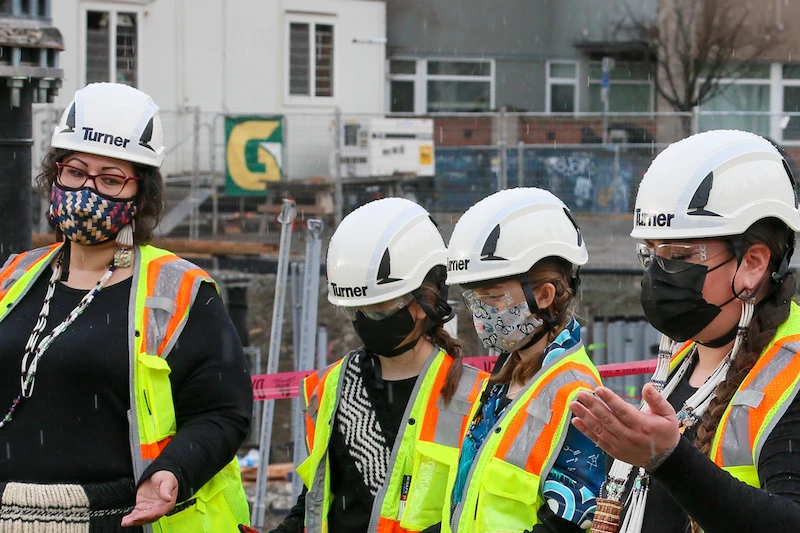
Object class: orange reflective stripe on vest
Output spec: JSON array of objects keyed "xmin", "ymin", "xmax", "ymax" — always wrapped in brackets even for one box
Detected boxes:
[
  {"xmin": 418, "ymin": 356, "xmax": 453, "ymax": 443},
  {"xmin": 494, "ymin": 360, "xmax": 600, "ymax": 475},
  {"xmin": 140, "ymin": 436, "xmax": 173, "ymax": 460},
  {"xmin": 303, "ymin": 364, "xmax": 336, "ymax": 454}
]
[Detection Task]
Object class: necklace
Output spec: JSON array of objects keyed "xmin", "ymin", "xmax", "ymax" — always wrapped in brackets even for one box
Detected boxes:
[{"xmin": 0, "ymin": 252, "xmax": 116, "ymax": 429}]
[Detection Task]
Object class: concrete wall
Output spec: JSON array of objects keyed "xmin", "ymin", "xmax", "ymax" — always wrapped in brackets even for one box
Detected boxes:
[{"xmin": 386, "ymin": 0, "xmax": 657, "ymax": 112}]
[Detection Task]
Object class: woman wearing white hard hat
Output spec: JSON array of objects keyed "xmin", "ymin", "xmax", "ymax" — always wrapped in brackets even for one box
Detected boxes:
[
  {"xmin": 0, "ymin": 83, "xmax": 253, "ymax": 532},
  {"xmin": 570, "ymin": 130, "xmax": 800, "ymax": 533},
  {"xmin": 271, "ymin": 198, "xmax": 488, "ymax": 533},
  {"xmin": 441, "ymin": 188, "xmax": 604, "ymax": 533}
]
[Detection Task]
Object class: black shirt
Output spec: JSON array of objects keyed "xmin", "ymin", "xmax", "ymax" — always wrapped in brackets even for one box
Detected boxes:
[{"xmin": 0, "ymin": 270, "xmax": 253, "ymax": 502}]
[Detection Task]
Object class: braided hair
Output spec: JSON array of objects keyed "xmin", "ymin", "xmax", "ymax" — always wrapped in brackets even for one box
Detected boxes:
[
  {"xmin": 409, "ymin": 267, "xmax": 464, "ymax": 404},
  {"xmin": 690, "ymin": 217, "xmax": 796, "ymax": 533}
]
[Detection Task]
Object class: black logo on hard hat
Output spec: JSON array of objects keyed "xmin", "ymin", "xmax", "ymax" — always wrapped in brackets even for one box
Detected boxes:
[
  {"xmin": 687, "ymin": 171, "xmax": 721, "ymax": 217},
  {"xmin": 139, "ymin": 117, "xmax": 156, "ymax": 152},
  {"xmin": 480, "ymin": 224, "xmax": 507, "ymax": 261},
  {"xmin": 563, "ymin": 208, "xmax": 583, "ymax": 246},
  {"xmin": 60, "ymin": 103, "xmax": 76, "ymax": 133},
  {"xmin": 376, "ymin": 249, "xmax": 402, "ymax": 285},
  {"xmin": 782, "ymin": 159, "xmax": 799, "ymax": 208}
]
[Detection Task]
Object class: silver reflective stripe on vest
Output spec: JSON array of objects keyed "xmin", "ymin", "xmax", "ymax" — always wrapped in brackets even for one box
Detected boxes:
[
  {"xmin": 127, "ymin": 247, "xmax": 149, "ymax": 532},
  {"xmin": 1, "ymin": 270, "xmax": 23, "ymax": 290},
  {"xmin": 721, "ymin": 341, "xmax": 800, "ymax": 468},
  {"xmin": 754, "ymin": 341, "xmax": 800, "ymax": 469},
  {"xmin": 433, "ymin": 365, "xmax": 482, "ymax": 448},
  {"xmin": 305, "ymin": 354, "xmax": 350, "ymax": 533},
  {"xmin": 503, "ymin": 368, "xmax": 596, "ymax": 474},
  {"xmin": 154, "ymin": 259, "xmax": 208, "ymax": 358},
  {"xmin": 145, "ymin": 265, "xmax": 183, "ymax": 355},
  {"xmin": 367, "ymin": 347, "xmax": 441, "ymax": 533}
]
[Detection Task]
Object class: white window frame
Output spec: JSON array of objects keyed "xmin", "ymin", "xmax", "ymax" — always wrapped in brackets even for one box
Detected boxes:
[
  {"xmin": 545, "ymin": 60, "xmax": 579, "ymax": 114},
  {"xmin": 386, "ymin": 57, "xmax": 495, "ymax": 114},
  {"xmin": 79, "ymin": 3, "xmax": 143, "ymax": 88},
  {"xmin": 775, "ymin": 62, "xmax": 800, "ymax": 145},
  {"xmin": 284, "ymin": 16, "xmax": 336, "ymax": 103},
  {"xmin": 586, "ymin": 61, "xmax": 655, "ymax": 113}
]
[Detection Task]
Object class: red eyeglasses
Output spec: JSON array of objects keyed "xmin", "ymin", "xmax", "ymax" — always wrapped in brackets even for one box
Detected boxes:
[{"xmin": 56, "ymin": 162, "xmax": 140, "ymax": 197}]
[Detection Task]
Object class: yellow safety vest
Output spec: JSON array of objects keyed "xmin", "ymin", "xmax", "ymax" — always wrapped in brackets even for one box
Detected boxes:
[
  {"xmin": 296, "ymin": 348, "xmax": 488, "ymax": 533},
  {"xmin": 446, "ymin": 343, "xmax": 601, "ymax": 533},
  {"xmin": 0, "ymin": 243, "xmax": 250, "ymax": 533},
  {"xmin": 705, "ymin": 302, "xmax": 800, "ymax": 487}
]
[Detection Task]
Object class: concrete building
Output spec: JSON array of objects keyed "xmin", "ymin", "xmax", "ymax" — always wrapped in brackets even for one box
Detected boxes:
[
  {"xmin": 385, "ymin": 0, "xmax": 658, "ymax": 115},
  {"xmin": 37, "ymin": 0, "xmax": 387, "ymax": 180}
]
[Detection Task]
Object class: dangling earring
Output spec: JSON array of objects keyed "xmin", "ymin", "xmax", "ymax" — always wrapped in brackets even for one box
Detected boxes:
[{"xmin": 114, "ymin": 220, "xmax": 134, "ymax": 268}]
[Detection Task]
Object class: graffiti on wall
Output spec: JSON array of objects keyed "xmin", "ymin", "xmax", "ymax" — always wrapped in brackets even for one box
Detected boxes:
[{"xmin": 435, "ymin": 146, "xmax": 647, "ymax": 213}]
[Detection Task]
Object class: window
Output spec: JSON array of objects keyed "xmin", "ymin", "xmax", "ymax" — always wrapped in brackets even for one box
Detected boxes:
[
  {"xmin": 588, "ymin": 61, "xmax": 653, "ymax": 113},
  {"xmin": 387, "ymin": 58, "xmax": 494, "ymax": 114},
  {"xmin": 288, "ymin": 21, "xmax": 334, "ymax": 98},
  {"xmin": 782, "ymin": 65, "xmax": 800, "ymax": 141},
  {"xmin": 546, "ymin": 61, "xmax": 578, "ymax": 113},
  {"xmin": 0, "ymin": 0, "xmax": 10, "ymax": 15},
  {"xmin": 85, "ymin": 10, "xmax": 138, "ymax": 87},
  {"xmin": 698, "ymin": 66, "xmax": 771, "ymax": 138}
]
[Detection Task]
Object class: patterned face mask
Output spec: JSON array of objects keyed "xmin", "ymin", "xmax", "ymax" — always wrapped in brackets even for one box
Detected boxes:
[
  {"xmin": 464, "ymin": 290, "xmax": 544, "ymax": 351},
  {"xmin": 51, "ymin": 183, "xmax": 137, "ymax": 246}
]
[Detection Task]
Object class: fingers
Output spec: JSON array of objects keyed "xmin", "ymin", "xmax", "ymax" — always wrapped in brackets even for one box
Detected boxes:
[
  {"xmin": 593, "ymin": 387, "xmax": 643, "ymax": 427},
  {"xmin": 641, "ymin": 383, "xmax": 676, "ymax": 419},
  {"xmin": 121, "ymin": 506, "xmax": 160, "ymax": 527},
  {"xmin": 571, "ymin": 389, "xmax": 633, "ymax": 444},
  {"xmin": 569, "ymin": 402, "xmax": 614, "ymax": 455},
  {"xmin": 159, "ymin": 478, "xmax": 177, "ymax": 503}
]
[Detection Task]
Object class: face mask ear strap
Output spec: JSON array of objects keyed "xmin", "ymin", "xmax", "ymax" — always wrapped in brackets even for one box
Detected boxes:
[
  {"xmin": 772, "ymin": 233, "xmax": 795, "ymax": 284},
  {"xmin": 519, "ymin": 276, "xmax": 561, "ymax": 330},
  {"xmin": 412, "ymin": 266, "xmax": 454, "ymax": 326}
]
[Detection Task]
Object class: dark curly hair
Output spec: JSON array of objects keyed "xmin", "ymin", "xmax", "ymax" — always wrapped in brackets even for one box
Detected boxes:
[{"xmin": 35, "ymin": 148, "xmax": 164, "ymax": 244}]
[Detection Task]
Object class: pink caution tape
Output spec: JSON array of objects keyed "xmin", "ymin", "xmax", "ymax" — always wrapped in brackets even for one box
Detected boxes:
[{"xmin": 250, "ymin": 357, "xmax": 659, "ymax": 402}]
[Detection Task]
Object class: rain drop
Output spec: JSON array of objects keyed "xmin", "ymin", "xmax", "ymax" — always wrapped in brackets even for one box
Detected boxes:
[{"xmin": 40, "ymin": 430, "xmax": 44, "ymax": 445}]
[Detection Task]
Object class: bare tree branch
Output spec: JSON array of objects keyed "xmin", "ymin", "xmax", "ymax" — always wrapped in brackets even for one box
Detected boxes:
[{"xmin": 616, "ymin": 0, "xmax": 782, "ymax": 113}]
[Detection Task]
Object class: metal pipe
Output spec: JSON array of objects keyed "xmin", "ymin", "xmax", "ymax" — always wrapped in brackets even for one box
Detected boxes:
[
  {"xmin": 333, "ymin": 108, "xmax": 344, "ymax": 225},
  {"xmin": 292, "ymin": 219, "xmax": 324, "ymax": 500},
  {"xmin": 252, "ymin": 199, "xmax": 296, "ymax": 529},
  {"xmin": 190, "ymin": 106, "xmax": 201, "ymax": 240}
]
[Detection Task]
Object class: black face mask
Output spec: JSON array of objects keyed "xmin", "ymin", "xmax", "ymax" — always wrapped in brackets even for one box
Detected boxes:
[
  {"xmin": 640, "ymin": 257, "xmax": 735, "ymax": 342},
  {"xmin": 352, "ymin": 307, "xmax": 420, "ymax": 358}
]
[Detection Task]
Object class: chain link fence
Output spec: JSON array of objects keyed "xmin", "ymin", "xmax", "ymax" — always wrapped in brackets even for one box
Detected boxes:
[{"xmin": 29, "ymin": 106, "xmax": 800, "ymax": 245}]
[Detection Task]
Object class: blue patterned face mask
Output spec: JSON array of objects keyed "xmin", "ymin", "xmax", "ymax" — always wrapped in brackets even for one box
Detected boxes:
[
  {"xmin": 463, "ymin": 290, "xmax": 543, "ymax": 351},
  {"xmin": 51, "ymin": 183, "xmax": 137, "ymax": 246}
]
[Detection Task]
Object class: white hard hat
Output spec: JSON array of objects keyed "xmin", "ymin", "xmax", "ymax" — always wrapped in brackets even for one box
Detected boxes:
[
  {"xmin": 631, "ymin": 129, "xmax": 800, "ymax": 240},
  {"xmin": 446, "ymin": 188, "xmax": 588, "ymax": 286},
  {"xmin": 327, "ymin": 198, "xmax": 448, "ymax": 306},
  {"xmin": 51, "ymin": 83, "xmax": 166, "ymax": 168}
]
